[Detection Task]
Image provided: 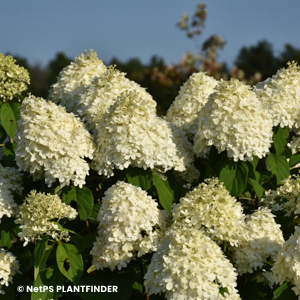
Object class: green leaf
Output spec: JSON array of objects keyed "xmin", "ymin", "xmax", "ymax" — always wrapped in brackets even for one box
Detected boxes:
[
  {"xmin": 273, "ymin": 282, "xmax": 289, "ymax": 299},
  {"xmin": 56, "ymin": 243, "xmax": 83, "ymax": 284},
  {"xmin": 132, "ymin": 281, "xmax": 143, "ymax": 292},
  {"xmin": 0, "ymin": 102, "xmax": 20, "ymax": 138},
  {"xmin": 219, "ymin": 161, "xmax": 248, "ymax": 197},
  {"xmin": 273, "ymin": 126, "xmax": 289, "ymax": 156},
  {"xmin": 289, "ymin": 153, "xmax": 300, "ymax": 168},
  {"xmin": 0, "ymin": 216, "xmax": 20, "ymax": 249},
  {"xmin": 32, "ymin": 267, "xmax": 64, "ymax": 300},
  {"xmin": 266, "ymin": 153, "xmax": 290, "ymax": 184},
  {"xmin": 126, "ymin": 167, "xmax": 151, "ymax": 190},
  {"xmin": 62, "ymin": 186, "xmax": 93, "ymax": 221},
  {"xmin": 248, "ymin": 178, "xmax": 265, "ymax": 200},
  {"xmin": 34, "ymin": 237, "xmax": 54, "ymax": 280},
  {"xmin": 3, "ymin": 142, "xmax": 17, "ymax": 167},
  {"xmin": 152, "ymin": 172, "xmax": 174, "ymax": 216}
]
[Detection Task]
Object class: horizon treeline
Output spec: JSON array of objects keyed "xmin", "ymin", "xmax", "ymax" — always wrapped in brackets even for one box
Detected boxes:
[{"xmin": 7, "ymin": 39, "xmax": 300, "ymax": 115}]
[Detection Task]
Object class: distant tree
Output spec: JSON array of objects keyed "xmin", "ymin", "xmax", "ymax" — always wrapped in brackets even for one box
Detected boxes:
[
  {"xmin": 234, "ymin": 40, "xmax": 281, "ymax": 80},
  {"xmin": 47, "ymin": 52, "xmax": 72, "ymax": 87},
  {"xmin": 279, "ymin": 44, "xmax": 300, "ymax": 66}
]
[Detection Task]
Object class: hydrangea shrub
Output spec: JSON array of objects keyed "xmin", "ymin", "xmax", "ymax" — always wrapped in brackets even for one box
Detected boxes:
[{"xmin": 1, "ymin": 52, "xmax": 300, "ymax": 299}]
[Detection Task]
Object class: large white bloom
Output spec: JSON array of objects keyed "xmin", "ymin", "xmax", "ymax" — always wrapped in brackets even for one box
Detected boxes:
[
  {"xmin": 255, "ymin": 61, "xmax": 300, "ymax": 128},
  {"xmin": 48, "ymin": 49, "xmax": 107, "ymax": 112},
  {"xmin": 172, "ymin": 178, "xmax": 245, "ymax": 246},
  {"xmin": 0, "ymin": 53, "xmax": 30, "ymax": 101},
  {"xmin": 166, "ymin": 72, "xmax": 217, "ymax": 137},
  {"xmin": 15, "ymin": 190, "xmax": 78, "ymax": 246},
  {"xmin": 144, "ymin": 227, "xmax": 241, "ymax": 300},
  {"xmin": 272, "ymin": 226, "xmax": 300, "ymax": 298},
  {"xmin": 229, "ymin": 207, "xmax": 284, "ymax": 275},
  {"xmin": 194, "ymin": 78, "xmax": 273, "ymax": 162},
  {"xmin": 91, "ymin": 91, "xmax": 196, "ymax": 177},
  {"xmin": 0, "ymin": 165, "xmax": 23, "ymax": 221},
  {"xmin": 90, "ymin": 181, "xmax": 169, "ymax": 271},
  {"xmin": 261, "ymin": 175, "xmax": 300, "ymax": 217},
  {"xmin": 0, "ymin": 248, "xmax": 20, "ymax": 295},
  {"xmin": 15, "ymin": 95, "xmax": 95, "ymax": 187},
  {"xmin": 75, "ymin": 66, "xmax": 157, "ymax": 132}
]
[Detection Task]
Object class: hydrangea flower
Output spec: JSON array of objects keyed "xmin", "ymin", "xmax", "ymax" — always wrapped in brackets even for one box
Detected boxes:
[
  {"xmin": 0, "ymin": 53, "xmax": 30, "ymax": 101},
  {"xmin": 272, "ymin": 226, "xmax": 300, "ymax": 298},
  {"xmin": 75, "ymin": 66, "xmax": 157, "ymax": 132},
  {"xmin": 15, "ymin": 95, "xmax": 95, "ymax": 187},
  {"xmin": 255, "ymin": 61, "xmax": 300, "ymax": 128},
  {"xmin": 0, "ymin": 165, "xmax": 23, "ymax": 221},
  {"xmin": 194, "ymin": 78, "xmax": 273, "ymax": 162},
  {"xmin": 90, "ymin": 181, "xmax": 169, "ymax": 271},
  {"xmin": 261, "ymin": 175, "xmax": 300, "ymax": 217},
  {"xmin": 15, "ymin": 190, "xmax": 78, "ymax": 246},
  {"xmin": 229, "ymin": 207, "xmax": 284, "ymax": 275},
  {"xmin": 91, "ymin": 91, "xmax": 196, "ymax": 177},
  {"xmin": 48, "ymin": 49, "xmax": 107, "ymax": 112},
  {"xmin": 0, "ymin": 248, "xmax": 20, "ymax": 295},
  {"xmin": 144, "ymin": 227, "xmax": 241, "ymax": 300},
  {"xmin": 166, "ymin": 72, "xmax": 217, "ymax": 137},
  {"xmin": 172, "ymin": 178, "xmax": 245, "ymax": 246}
]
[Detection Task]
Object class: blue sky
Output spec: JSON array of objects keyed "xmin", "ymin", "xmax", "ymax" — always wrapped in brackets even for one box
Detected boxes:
[{"xmin": 2, "ymin": 0, "xmax": 300, "ymax": 68}]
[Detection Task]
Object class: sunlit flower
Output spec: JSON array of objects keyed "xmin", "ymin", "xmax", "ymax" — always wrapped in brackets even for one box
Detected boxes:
[
  {"xmin": 262, "ymin": 175, "xmax": 300, "ymax": 217},
  {"xmin": 90, "ymin": 181, "xmax": 169, "ymax": 271},
  {"xmin": 48, "ymin": 49, "xmax": 107, "ymax": 112},
  {"xmin": 0, "ymin": 53, "xmax": 30, "ymax": 101},
  {"xmin": 0, "ymin": 165, "xmax": 23, "ymax": 221},
  {"xmin": 144, "ymin": 226, "xmax": 241, "ymax": 300},
  {"xmin": 166, "ymin": 72, "xmax": 217, "ymax": 137},
  {"xmin": 272, "ymin": 226, "xmax": 300, "ymax": 298},
  {"xmin": 15, "ymin": 95, "xmax": 95, "ymax": 187},
  {"xmin": 194, "ymin": 78, "xmax": 273, "ymax": 161},
  {"xmin": 172, "ymin": 177, "xmax": 245, "ymax": 246},
  {"xmin": 75, "ymin": 65, "xmax": 157, "ymax": 132},
  {"xmin": 15, "ymin": 190, "xmax": 78, "ymax": 246},
  {"xmin": 91, "ymin": 91, "xmax": 195, "ymax": 177},
  {"xmin": 229, "ymin": 207, "xmax": 284, "ymax": 275},
  {"xmin": 0, "ymin": 248, "xmax": 20, "ymax": 295},
  {"xmin": 255, "ymin": 61, "xmax": 300, "ymax": 128}
]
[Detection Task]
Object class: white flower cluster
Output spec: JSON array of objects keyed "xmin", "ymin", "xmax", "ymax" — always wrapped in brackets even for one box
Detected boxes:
[
  {"xmin": 15, "ymin": 190, "xmax": 78, "ymax": 246},
  {"xmin": 0, "ymin": 248, "xmax": 20, "ymax": 295},
  {"xmin": 144, "ymin": 227, "xmax": 241, "ymax": 300},
  {"xmin": 262, "ymin": 175, "xmax": 300, "ymax": 217},
  {"xmin": 90, "ymin": 181, "xmax": 169, "ymax": 271},
  {"xmin": 166, "ymin": 72, "xmax": 217, "ymax": 137},
  {"xmin": 229, "ymin": 207, "xmax": 284, "ymax": 275},
  {"xmin": 15, "ymin": 95, "xmax": 95, "ymax": 187},
  {"xmin": 172, "ymin": 178, "xmax": 245, "ymax": 246},
  {"xmin": 91, "ymin": 91, "xmax": 196, "ymax": 177},
  {"xmin": 0, "ymin": 53, "xmax": 30, "ymax": 101},
  {"xmin": 0, "ymin": 165, "xmax": 23, "ymax": 221},
  {"xmin": 272, "ymin": 226, "xmax": 300, "ymax": 298},
  {"xmin": 48, "ymin": 49, "xmax": 107, "ymax": 112},
  {"xmin": 255, "ymin": 61, "xmax": 300, "ymax": 128},
  {"xmin": 194, "ymin": 78, "xmax": 273, "ymax": 162},
  {"xmin": 75, "ymin": 66, "xmax": 157, "ymax": 133}
]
